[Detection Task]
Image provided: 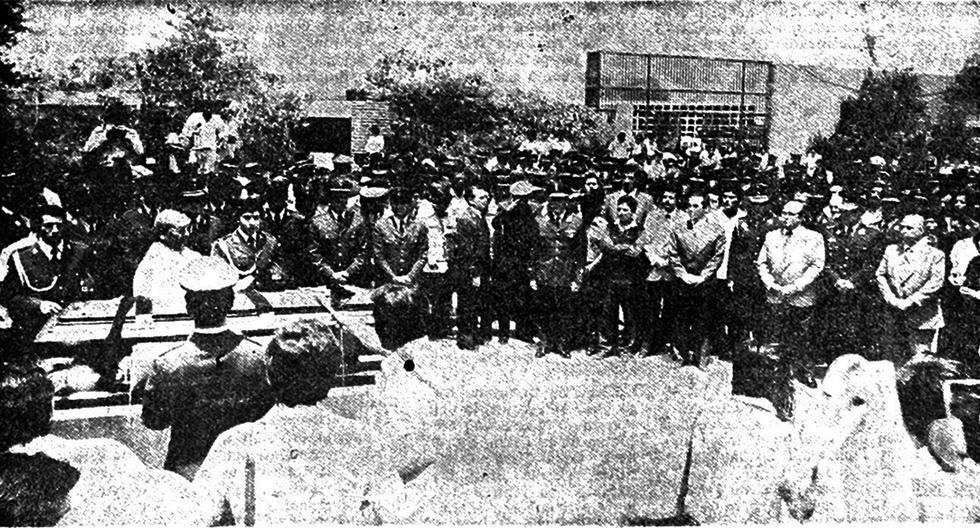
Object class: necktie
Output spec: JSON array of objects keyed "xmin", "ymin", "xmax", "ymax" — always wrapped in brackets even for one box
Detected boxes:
[{"xmin": 51, "ymin": 247, "xmax": 61, "ymax": 263}]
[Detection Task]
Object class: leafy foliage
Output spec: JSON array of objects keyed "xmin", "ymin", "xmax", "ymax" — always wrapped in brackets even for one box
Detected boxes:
[
  {"xmin": 363, "ymin": 49, "xmax": 608, "ymax": 159},
  {"xmin": 810, "ymin": 68, "xmax": 932, "ymax": 175},
  {"xmin": 8, "ymin": 5, "xmax": 307, "ymax": 177},
  {"xmin": 933, "ymin": 54, "xmax": 980, "ymax": 162}
]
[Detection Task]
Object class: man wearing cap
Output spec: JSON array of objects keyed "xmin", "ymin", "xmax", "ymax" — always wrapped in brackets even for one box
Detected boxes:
[
  {"xmin": 262, "ymin": 177, "xmax": 312, "ymax": 286},
  {"xmin": 819, "ymin": 195, "xmax": 887, "ymax": 360},
  {"xmin": 876, "ymin": 214, "xmax": 946, "ymax": 363},
  {"xmin": 133, "ymin": 209, "xmax": 202, "ymax": 314},
  {"xmin": 373, "ymin": 188, "xmax": 427, "ymax": 287},
  {"xmin": 531, "ymin": 187, "xmax": 582, "ymax": 358},
  {"xmin": 756, "ymin": 200, "xmax": 825, "ymax": 385},
  {"xmin": 1, "ymin": 205, "xmax": 94, "ymax": 341},
  {"xmin": 492, "ymin": 180, "xmax": 543, "ymax": 344},
  {"xmin": 308, "ymin": 178, "xmax": 362, "ymax": 287},
  {"xmin": 141, "ymin": 256, "xmax": 275, "ymax": 480},
  {"xmin": 211, "ymin": 193, "xmax": 287, "ymax": 292}
]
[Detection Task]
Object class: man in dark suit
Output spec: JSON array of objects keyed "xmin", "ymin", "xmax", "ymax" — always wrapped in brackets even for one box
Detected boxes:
[
  {"xmin": 1, "ymin": 205, "xmax": 93, "ymax": 341},
  {"xmin": 452, "ymin": 185, "xmax": 492, "ymax": 349},
  {"xmin": 211, "ymin": 194, "xmax": 286, "ymax": 292},
  {"xmin": 372, "ymin": 187, "xmax": 427, "ymax": 287},
  {"xmin": 141, "ymin": 256, "xmax": 274, "ymax": 480}
]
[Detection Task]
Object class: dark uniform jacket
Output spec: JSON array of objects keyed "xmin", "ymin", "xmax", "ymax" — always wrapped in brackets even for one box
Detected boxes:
[
  {"xmin": 263, "ymin": 206, "xmax": 312, "ymax": 286},
  {"xmin": 451, "ymin": 205, "xmax": 491, "ymax": 282},
  {"xmin": 186, "ymin": 213, "xmax": 226, "ymax": 256},
  {"xmin": 141, "ymin": 330, "xmax": 274, "ymax": 480},
  {"xmin": 824, "ymin": 215, "xmax": 887, "ymax": 290},
  {"xmin": 101, "ymin": 204, "xmax": 156, "ymax": 296},
  {"xmin": 491, "ymin": 201, "xmax": 542, "ymax": 281},
  {"xmin": 1, "ymin": 238, "xmax": 91, "ymax": 334},
  {"xmin": 533, "ymin": 206, "xmax": 583, "ymax": 288},
  {"xmin": 372, "ymin": 213, "xmax": 428, "ymax": 284},
  {"xmin": 308, "ymin": 205, "xmax": 362, "ymax": 284},
  {"xmin": 211, "ymin": 229, "xmax": 285, "ymax": 291}
]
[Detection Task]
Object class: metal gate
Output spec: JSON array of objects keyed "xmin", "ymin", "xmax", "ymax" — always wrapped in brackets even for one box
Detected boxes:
[{"xmin": 585, "ymin": 52, "xmax": 774, "ymax": 148}]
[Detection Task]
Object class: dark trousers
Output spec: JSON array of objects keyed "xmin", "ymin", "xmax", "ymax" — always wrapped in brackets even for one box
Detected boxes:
[
  {"xmin": 457, "ymin": 277, "xmax": 491, "ymax": 341},
  {"xmin": 420, "ymin": 272, "xmax": 453, "ymax": 338},
  {"xmin": 671, "ymin": 280, "xmax": 722, "ymax": 364},
  {"xmin": 605, "ymin": 279, "xmax": 642, "ymax": 347},
  {"xmin": 763, "ymin": 302, "xmax": 816, "ymax": 376},
  {"xmin": 536, "ymin": 284, "xmax": 574, "ymax": 349},
  {"xmin": 492, "ymin": 276, "xmax": 535, "ymax": 341},
  {"xmin": 578, "ymin": 276, "xmax": 606, "ymax": 350},
  {"xmin": 643, "ymin": 280, "xmax": 675, "ymax": 355}
]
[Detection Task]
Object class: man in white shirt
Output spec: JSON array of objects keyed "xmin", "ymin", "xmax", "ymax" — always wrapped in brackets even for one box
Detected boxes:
[
  {"xmin": 133, "ymin": 210, "xmax": 202, "ymax": 315},
  {"xmin": 179, "ymin": 104, "xmax": 227, "ymax": 175}
]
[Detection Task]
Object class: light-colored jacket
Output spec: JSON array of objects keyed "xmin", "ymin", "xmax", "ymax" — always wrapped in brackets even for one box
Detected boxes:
[
  {"xmin": 757, "ymin": 226, "xmax": 826, "ymax": 307},
  {"xmin": 194, "ymin": 403, "xmax": 406, "ymax": 525},
  {"xmin": 876, "ymin": 237, "xmax": 946, "ymax": 329}
]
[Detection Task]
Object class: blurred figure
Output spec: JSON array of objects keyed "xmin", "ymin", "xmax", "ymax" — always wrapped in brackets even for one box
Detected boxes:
[
  {"xmin": 81, "ymin": 101, "xmax": 144, "ymax": 170},
  {"xmin": 141, "ymin": 257, "xmax": 274, "ymax": 480},
  {"xmin": 179, "ymin": 101, "xmax": 227, "ymax": 175},
  {"xmin": 365, "ymin": 124, "xmax": 385, "ymax": 155},
  {"xmin": 451, "ymin": 184, "xmax": 492, "ymax": 350},
  {"xmin": 607, "ymin": 131, "xmax": 632, "ymax": 160},
  {"xmin": 194, "ymin": 319, "xmax": 407, "ymax": 524},
  {"xmin": 2, "ymin": 363, "xmax": 196, "ymax": 525}
]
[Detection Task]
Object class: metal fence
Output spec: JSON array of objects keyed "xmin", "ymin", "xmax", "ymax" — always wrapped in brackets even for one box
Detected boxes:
[{"xmin": 585, "ymin": 52, "xmax": 774, "ymax": 148}]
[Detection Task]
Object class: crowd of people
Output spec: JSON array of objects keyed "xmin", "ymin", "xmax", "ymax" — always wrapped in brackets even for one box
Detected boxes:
[
  {"xmin": 5, "ymin": 108, "xmax": 980, "ymax": 377},
  {"xmin": 3, "ymin": 98, "xmax": 980, "ymax": 523}
]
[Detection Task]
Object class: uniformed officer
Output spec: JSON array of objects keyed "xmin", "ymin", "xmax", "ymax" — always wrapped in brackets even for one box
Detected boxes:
[
  {"xmin": 141, "ymin": 256, "xmax": 275, "ymax": 480},
  {"xmin": 532, "ymin": 187, "xmax": 582, "ymax": 358},
  {"xmin": 308, "ymin": 178, "xmax": 360, "ymax": 287},
  {"xmin": 211, "ymin": 192, "xmax": 287, "ymax": 292},
  {"xmin": 0, "ymin": 205, "xmax": 94, "ymax": 342},
  {"xmin": 372, "ymin": 187, "xmax": 427, "ymax": 287}
]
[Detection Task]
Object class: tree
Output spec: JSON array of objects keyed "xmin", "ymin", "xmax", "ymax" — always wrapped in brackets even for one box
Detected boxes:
[
  {"xmin": 933, "ymin": 54, "xmax": 980, "ymax": 162},
  {"xmin": 811, "ymin": 68, "xmax": 932, "ymax": 178},
  {"xmin": 0, "ymin": 0, "xmax": 27, "ymax": 175},
  {"xmin": 363, "ymin": 49, "xmax": 606, "ymax": 159},
  {"xmin": 0, "ymin": 0, "xmax": 26, "ymax": 98}
]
